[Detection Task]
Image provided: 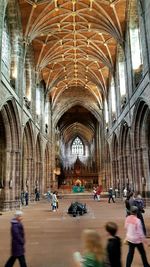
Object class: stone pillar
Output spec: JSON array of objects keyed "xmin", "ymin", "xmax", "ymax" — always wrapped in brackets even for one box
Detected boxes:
[
  {"xmin": 137, "ymin": 148, "xmax": 142, "ymax": 192},
  {"xmin": 126, "ymin": 154, "xmax": 133, "ymax": 190},
  {"xmin": 15, "ymin": 151, "xmax": 21, "ymax": 201},
  {"xmin": 119, "ymin": 155, "xmax": 124, "ymax": 187},
  {"xmin": 111, "ymin": 160, "xmax": 115, "ymax": 187},
  {"xmin": 3, "ymin": 150, "xmax": 11, "ymax": 210}
]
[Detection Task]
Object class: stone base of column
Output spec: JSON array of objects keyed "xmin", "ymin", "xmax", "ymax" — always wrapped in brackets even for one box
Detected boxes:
[{"xmin": 2, "ymin": 200, "xmax": 21, "ymax": 211}]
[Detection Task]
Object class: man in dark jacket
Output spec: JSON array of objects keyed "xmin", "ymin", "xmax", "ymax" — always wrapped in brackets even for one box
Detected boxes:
[
  {"xmin": 108, "ymin": 188, "xmax": 115, "ymax": 203},
  {"xmin": 105, "ymin": 222, "xmax": 122, "ymax": 267},
  {"xmin": 4, "ymin": 210, "xmax": 27, "ymax": 267}
]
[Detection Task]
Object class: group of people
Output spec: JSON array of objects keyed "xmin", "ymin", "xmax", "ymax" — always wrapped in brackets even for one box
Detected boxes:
[
  {"xmin": 93, "ymin": 186, "xmax": 102, "ymax": 201},
  {"xmin": 74, "ymin": 223, "xmax": 121, "ymax": 267},
  {"xmin": 45, "ymin": 190, "xmax": 59, "ymax": 211},
  {"xmin": 124, "ymin": 191, "xmax": 150, "ymax": 267},
  {"xmin": 4, "ymin": 210, "xmax": 122, "ymax": 267},
  {"xmin": 3, "ymin": 188, "xmax": 150, "ymax": 267},
  {"xmin": 93, "ymin": 186, "xmax": 116, "ymax": 203},
  {"xmin": 20, "ymin": 191, "xmax": 29, "ymax": 206},
  {"xmin": 74, "ymin": 203, "xmax": 150, "ymax": 267},
  {"xmin": 20, "ymin": 187, "xmax": 40, "ymax": 206}
]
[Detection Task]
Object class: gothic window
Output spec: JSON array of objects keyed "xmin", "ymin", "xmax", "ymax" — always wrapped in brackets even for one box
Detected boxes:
[
  {"xmin": 72, "ymin": 137, "xmax": 84, "ymax": 155},
  {"xmin": 2, "ymin": 16, "xmax": 11, "ymax": 79},
  {"xmin": 118, "ymin": 46, "xmax": 126, "ymax": 97},
  {"xmin": 25, "ymin": 60, "xmax": 32, "ymax": 101},
  {"xmin": 129, "ymin": 0, "xmax": 143, "ymax": 85},
  {"xmin": 45, "ymin": 102, "xmax": 49, "ymax": 125},
  {"xmin": 36, "ymin": 88, "xmax": 41, "ymax": 116},
  {"xmin": 111, "ymin": 78, "xmax": 116, "ymax": 114}
]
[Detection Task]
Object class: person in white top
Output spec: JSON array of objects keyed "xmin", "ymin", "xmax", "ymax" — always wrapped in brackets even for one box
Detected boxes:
[
  {"xmin": 123, "ymin": 188, "xmax": 127, "ymax": 198},
  {"xmin": 125, "ymin": 206, "xmax": 150, "ymax": 267},
  {"xmin": 51, "ymin": 192, "xmax": 57, "ymax": 212}
]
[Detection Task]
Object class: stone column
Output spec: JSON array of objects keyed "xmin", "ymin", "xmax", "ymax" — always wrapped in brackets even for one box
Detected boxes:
[
  {"xmin": 111, "ymin": 160, "xmax": 115, "ymax": 187},
  {"xmin": 126, "ymin": 154, "xmax": 133, "ymax": 190},
  {"xmin": 132, "ymin": 148, "xmax": 138, "ymax": 192},
  {"xmin": 4, "ymin": 150, "xmax": 11, "ymax": 210},
  {"xmin": 15, "ymin": 151, "xmax": 21, "ymax": 201},
  {"xmin": 119, "ymin": 155, "xmax": 124, "ymax": 187}
]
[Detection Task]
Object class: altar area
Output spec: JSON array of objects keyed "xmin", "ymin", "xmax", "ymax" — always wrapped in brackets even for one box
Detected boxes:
[{"xmin": 60, "ymin": 157, "xmax": 98, "ymax": 192}]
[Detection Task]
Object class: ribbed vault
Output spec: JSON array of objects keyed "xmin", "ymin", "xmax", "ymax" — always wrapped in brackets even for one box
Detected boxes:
[{"xmin": 19, "ymin": 0, "xmax": 127, "ymax": 108}]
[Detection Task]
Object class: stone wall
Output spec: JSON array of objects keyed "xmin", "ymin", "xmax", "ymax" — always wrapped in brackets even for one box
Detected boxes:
[{"xmin": 105, "ymin": 0, "xmax": 150, "ymax": 197}]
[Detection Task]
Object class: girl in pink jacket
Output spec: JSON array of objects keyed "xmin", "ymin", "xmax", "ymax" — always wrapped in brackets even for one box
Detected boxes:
[{"xmin": 125, "ymin": 206, "xmax": 150, "ymax": 267}]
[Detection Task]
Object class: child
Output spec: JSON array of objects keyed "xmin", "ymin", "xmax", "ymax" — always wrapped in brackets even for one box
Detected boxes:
[
  {"xmin": 73, "ymin": 229, "xmax": 104, "ymax": 267},
  {"xmin": 125, "ymin": 206, "xmax": 149, "ymax": 267},
  {"xmin": 105, "ymin": 222, "xmax": 122, "ymax": 267}
]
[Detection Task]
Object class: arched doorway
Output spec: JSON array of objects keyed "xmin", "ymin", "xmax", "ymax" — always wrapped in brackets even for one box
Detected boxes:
[{"xmin": 0, "ymin": 99, "xmax": 20, "ymax": 210}]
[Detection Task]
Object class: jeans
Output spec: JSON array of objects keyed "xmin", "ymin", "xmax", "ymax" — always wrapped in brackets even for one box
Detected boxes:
[{"xmin": 126, "ymin": 242, "xmax": 149, "ymax": 267}]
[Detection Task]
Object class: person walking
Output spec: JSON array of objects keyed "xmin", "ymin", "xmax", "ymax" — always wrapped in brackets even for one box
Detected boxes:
[
  {"xmin": 51, "ymin": 191, "xmax": 57, "ymax": 212},
  {"xmin": 96, "ymin": 185, "xmax": 102, "ymax": 202},
  {"xmin": 123, "ymin": 188, "xmax": 128, "ymax": 198},
  {"xmin": 73, "ymin": 229, "xmax": 104, "ymax": 267},
  {"xmin": 93, "ymin": 187, "xmax": 97, "ymax": 200},
  {"xmin": 135, "ymin": 194, "xmax": 146, "ymax": 236},
  {"xmin": 105, "ymin": 222, "xmax": 122, "ymax": 267},
  {"xmin": 4, "ymin": 210, "xmax": 27, "ymax": 267},
  {"xmin": 35, "ymin": 187, "xmax": 40, "ymax": 201},
  {"xmin": 128, "ymin": 192, "xmax": 136, "ymax": 207},
  {"xmin": 108, "ymin": 188, "xmax": 115, "ymax": 203},
  {"xmin": 24, "ymin": 191, "xmax": 28, "ymax": 206},
  {"xmin": 125, "ymin": 206, "xmax": 150, "ymax": 267},
  {"xmin": 20, "ymin": 191, "xmax": 24, "ymax": 206},
  {"xmin": 125, "ymin": 192, "xmax": 147, "ymax": 235}
]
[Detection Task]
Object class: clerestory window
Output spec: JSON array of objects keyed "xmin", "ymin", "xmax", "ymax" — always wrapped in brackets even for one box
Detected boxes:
[{"xmin": 129, "ymin": 0, "xmax": 143, "ymax": 86}]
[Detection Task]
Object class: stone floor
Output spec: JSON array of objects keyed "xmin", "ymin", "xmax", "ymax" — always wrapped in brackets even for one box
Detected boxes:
[{"xmin": 0, "ymin": 196, "xmax": 150, "ymax": 267}]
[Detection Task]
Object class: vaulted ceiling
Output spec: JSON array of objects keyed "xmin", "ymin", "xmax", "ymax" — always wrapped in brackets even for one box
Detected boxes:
[
  {"xmin": 57, "ymin": 105, "xmax": 96, "ymax": 143},
  {"xmin": 19, "ymin": 0, "xmax": 127, "ymax": 107},
  {"xmin": 18, "ymin": 0, "xmax": 127, "ymax": 143}
]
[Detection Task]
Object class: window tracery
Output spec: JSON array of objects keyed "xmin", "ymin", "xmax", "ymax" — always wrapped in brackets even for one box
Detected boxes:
[{"xmin": 72, "ymin": 137, "xmax": 84, "ymax": 155}]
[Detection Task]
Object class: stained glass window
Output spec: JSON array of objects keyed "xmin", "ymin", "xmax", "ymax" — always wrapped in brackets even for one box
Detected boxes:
[{"xmin": 72, "ymin": 137, "xmax": 84, "ymax": 155}]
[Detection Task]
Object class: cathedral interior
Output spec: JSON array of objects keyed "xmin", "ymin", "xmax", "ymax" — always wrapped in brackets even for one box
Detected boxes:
[{"xmin": 0, "ymin": 0, "xmax": 150, "ymax": 210}]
